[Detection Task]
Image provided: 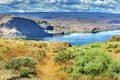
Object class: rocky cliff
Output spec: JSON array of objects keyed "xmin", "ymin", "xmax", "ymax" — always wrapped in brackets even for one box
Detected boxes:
[
  {"xmin": 0, "ymin": 14, "xmax": 53, "ymax": 39},
  {"xmin": 0, "ymin": 14, "xmax": 71, "ymax": 39}
]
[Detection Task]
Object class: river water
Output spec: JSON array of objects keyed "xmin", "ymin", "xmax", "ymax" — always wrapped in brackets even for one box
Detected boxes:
[
  {"xmin": 39, "ymin": 30, "xmax": 120, "ymax": 45},
  {"xmin": 5, "ymin": 12, "xmax": 120, "ymax": 45}
]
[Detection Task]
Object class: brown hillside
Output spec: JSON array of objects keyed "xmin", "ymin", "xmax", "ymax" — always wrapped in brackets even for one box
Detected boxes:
[{"xmin": 107, "ymin": 35, "xmax": 120, "ymax": 42}]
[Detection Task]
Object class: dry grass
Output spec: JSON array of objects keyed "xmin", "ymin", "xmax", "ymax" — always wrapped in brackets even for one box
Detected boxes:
[
  {"xmin": 0, "ymin": 38, "xmax": 120, "ymax": 80},
  {"xmin": 0, "ymin": 38, "xmax": 71, "ymax": 80}
]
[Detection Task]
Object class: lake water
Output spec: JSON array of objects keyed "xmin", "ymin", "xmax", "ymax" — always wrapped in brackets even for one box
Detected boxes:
[{"xmin": 39, "ymin": 30, "xmax": 120, "ymax": 45}]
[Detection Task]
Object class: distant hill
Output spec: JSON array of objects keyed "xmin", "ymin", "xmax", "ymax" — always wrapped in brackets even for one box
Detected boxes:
[
  {"xmin": 0, "ymin": 14, "xmax": 53, "ymax": 39},
  {"xmin": 1, "ymin": 12, "xmax": 120, "ymax": 39}
]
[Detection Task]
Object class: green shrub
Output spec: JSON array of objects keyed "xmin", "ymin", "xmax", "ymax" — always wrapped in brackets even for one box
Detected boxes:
[
  {"xmin": 107, "ymin": 48, "xmax": 113, "ymax": 52},
  {"xmin": 115, "ymin": 48, "xmax": 120, "ymax": 53},
  {"xmin": 82, "ymin": 45, "xmax": 91, "ymax": 50},
  {"xmin": 71, "ymin": 49, "xmax": 112, "ymax": 80},
  {"xmin": 51, "ymin": 43, "xmax": 67, "ymax": 53},
  {"xmin": 107, "ymin": 60, "xmax": 120, "ymax": 76},
  {"xmin": 0, "ymin": 61, "xmax": 6, "ymax": 69},
  {"xmin": 38, "ymin": 42, "xmax": 48, "ymax": 48},
  {"xmin": 90, "ymin": 42, "xmax": 102, "ymax": 48},
  {"xmin": 6, "ymin": 57, "xmax": 38, "ymax": 70},
  {"xmin": 20, "ymin": 67, "xmax": 30, "ymax": 77},
  {"xmin": 0, "ymin": 44, "xmax": 3, "ymax": 47},
  {"xmin": 107, "ymin": 42, "xmax": 120, "ymax": 49},
  {"xmin": 38, "ymin": 50, "xmax": 46, "ymax": 58},
  {"xmin": 17, "ymin": 44, "xmax": 27, "ymax": 49},
  {"xmin": 53, "ymin": 46, "xmax": 83, "ymax": 64},
  {"xmin": 59, "ymin": 67, "xmax": 73, "ymax": 73},
  {"xmin": 54, "ymin": 51, "xmax": 70, "ymax": 63},
  {"xmin": 0, "ymin": 44, "xmax": 10, "ymax": 54},
  {"xmin": 53, "ymin": 43, "xmax": 120, "ymax": 80}
]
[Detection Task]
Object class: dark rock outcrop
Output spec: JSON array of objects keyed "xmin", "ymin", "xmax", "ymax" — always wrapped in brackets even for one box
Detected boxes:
[
  {"xmin": 91, "ymin": 28, "xmax": 101, "ymax": 33},
  {"xmin": 0, "ymin": 16, "xmax": 52, "ymax": 39}
]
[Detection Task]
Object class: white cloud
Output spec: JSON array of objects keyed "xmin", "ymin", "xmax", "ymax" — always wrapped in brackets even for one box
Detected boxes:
[
  {"xmin": 80, "ymin": 0, "xmax": 92, "ymax": 4},
  {"xmin": 14, "ymin": 9, "xmax": 25, "ymax": 13},
  {"xmin": 0, "ymin": 0, "xmax": 119, "ymax": 13},
  {"xmin": 80, "ymin": 0, "xmax": 117, "ymax": 5},
  {"xmin": 0, "ymin": 0, "xmax": 13, "ymax": 4},
  {"xmin": 44, "ymin": 0, "xmax": 56, "ymax": 3},
  {"xmin": 94, "ymin": 0, "xmax": 117, "ymax": 5}
]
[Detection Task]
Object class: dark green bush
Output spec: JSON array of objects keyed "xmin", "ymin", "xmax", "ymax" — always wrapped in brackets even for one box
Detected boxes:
[
  {"xmin": 20, "ymin": 67, "xmax": 30, "ymax": 78},
  {"xmin": 54, "ymin": 49, "xmax": 77, "ymax": 63},
  {"xmin": 6, "ymin": 57, "xmax": 38, "ymax": 70},
  {"xmin": 107, "ymin": 48, "xmax": 113, "ymax": 52},
  {"xmin": 53, "ymin": 46, "xmax": 81, "ymax": 64},
  {"xmin": 53, "ymin": 45, "xmax": 91, "ymax": 64},
  {"xmin": 115, "ymin": 48, "xmax": 120, "ymax": 53},
  {"xmin": 53, "ymin": 51, "xmax": 71, "ymax": 63}
]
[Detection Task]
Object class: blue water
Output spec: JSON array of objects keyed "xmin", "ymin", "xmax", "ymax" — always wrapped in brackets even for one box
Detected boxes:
[
  {"xmin": 3, "ymin": 12, "xmax": 120, "ymax": 45},
  {"xmin": 39, "ymin": 30, "xmax": 120, "ymax": 45}
]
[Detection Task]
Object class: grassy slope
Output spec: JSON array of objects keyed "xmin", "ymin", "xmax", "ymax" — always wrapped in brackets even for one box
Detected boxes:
[
  {"xmin": 0, "ymin": 38, "xmax": 71, "ymax": 80},
  {"xmin": 0, "ymin": 36, "xmax": 120, "ymax": 80}
]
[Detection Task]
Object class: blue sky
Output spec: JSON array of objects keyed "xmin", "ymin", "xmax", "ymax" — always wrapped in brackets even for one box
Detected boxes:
[{"xmin": 0, "ymin": 0, "xmax": 119, "ymax": 13}]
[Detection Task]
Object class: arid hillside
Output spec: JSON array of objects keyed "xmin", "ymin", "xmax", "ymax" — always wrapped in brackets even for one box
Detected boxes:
[
  {"xmin": 0, "ymin": 38, "xmax": 71, "ymax": 80},
  {"xmin": 0, "ymin": 36, "xmax": 120, "ymax": 80},
  {"xmin": 47, "ymin": 16, "xmax": 120, "ymax": 33},
  {"xmin": 107, "ymin": 35, "xmax": 120, "ymax": 42}
]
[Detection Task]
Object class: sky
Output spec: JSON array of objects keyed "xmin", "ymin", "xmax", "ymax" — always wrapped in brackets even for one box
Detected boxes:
[{"xmin": 0, "ymin": 0, "xmax": 119, "ymax": 13}]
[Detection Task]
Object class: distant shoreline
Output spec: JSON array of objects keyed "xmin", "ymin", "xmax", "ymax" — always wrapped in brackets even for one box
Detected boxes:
[{"xmin": 0, "ymin": 12, "xmax": 120, "ymax": 39}]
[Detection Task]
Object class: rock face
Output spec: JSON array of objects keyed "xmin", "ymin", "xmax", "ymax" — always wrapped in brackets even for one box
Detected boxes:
[
  {"xmin": 91, "ymin": 28, "xmax": 101, "ymax": 33},
  {"xmin": 0, "ymin": 14, "xmax": 71, "ymax": 39},
  {"xmin": 0, "ymin": 15, "xmax": 52, "ymax": 39}
]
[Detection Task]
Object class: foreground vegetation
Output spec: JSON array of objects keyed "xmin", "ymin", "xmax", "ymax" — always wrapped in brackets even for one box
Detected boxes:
[{"xmin": 0, "ymin": 36, "xmax": 120, "ymax": 80}]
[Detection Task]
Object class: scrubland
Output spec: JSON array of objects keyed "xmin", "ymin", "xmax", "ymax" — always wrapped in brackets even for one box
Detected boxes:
[{"xmin": 0, "ymin": 36, "xmax": 120, "ymax": 80}]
